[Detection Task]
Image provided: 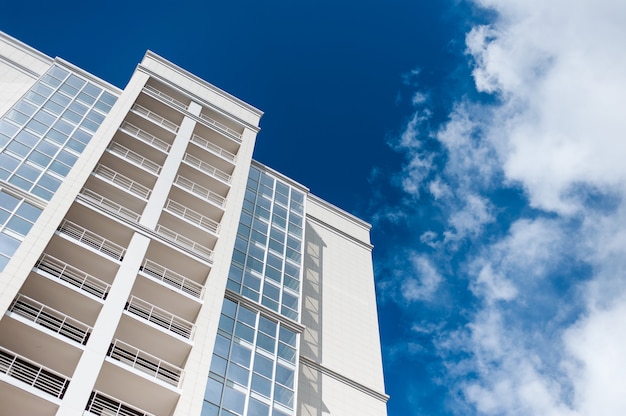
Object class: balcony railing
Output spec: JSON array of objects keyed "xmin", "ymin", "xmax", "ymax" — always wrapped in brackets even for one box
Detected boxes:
[
  {"xmin": 125, "ymin": 296, "xmax": 195, "ymax": 339},
  {"xmin": 80, "ymin": 189, "xmax": 141, "ymax": 223},
  {"xmin": 190, "ymin": 134, "xmax": 237, "ymax": 163},
  {"xmin": 9, "ymin": 294, "xmax": 92, "ymax": 345},
  {"xmin": 108, "ymin": 340, "xmax": 184, "ymax": 387},
  {"xmin": 93, "ymin": 164, "xmax": 152, "ymax": 200},
  {"xmin": 85, "ymin": 390, "xmax": 154, "ymax": 416},
  {"xmin": 143, "ymin": 85, "xmax": 188, "ymax": 110},
  {"xmin": 57, "ymin": 220, "xmax": 126, "ymax": 261},
  {"xmin": 164, "ymin": 199, "xmax": 220, "ymax": 235},
  {"xmin": 140, "ymin": 259, "xmax": 204, "ymax": 299},
  {"xmin": 132, "ymin": 104, "xmax": 179, "ymax": 133},
  {"xmin": 198, "ymin": 112, "xmax": 242, "ymax": 142},
  {"xmin": 119, "ymin": 122, "xmax": 171, "ymax": 153},
  {"xmin": 155, "ymin": 224, "xmax": 213, "ymax": 262},
  {"xmin": 107, "ymin": 142, "xmax": 162, "ymax": 174},
  {"xmin": 0, "ymin": 347, "xmax": 69, "ymax": 399},
  {"xmin": 35, "ymin": 253, "xmax": 110, "ymax": 299},
  {"xmin": 174, "ymin": 175, "xmax": 226, "ymax": 208},
  {"xmin": 183, "ymin": 153, "xmax": 231, "ymax": 183}
]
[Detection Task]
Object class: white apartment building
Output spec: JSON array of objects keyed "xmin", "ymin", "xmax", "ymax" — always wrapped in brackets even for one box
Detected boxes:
[{"xmin": 0, "ymin": 32, "xmax": 388, "ymax": 416}]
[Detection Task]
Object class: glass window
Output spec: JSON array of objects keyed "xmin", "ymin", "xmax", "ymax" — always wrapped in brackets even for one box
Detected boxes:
[
  {"xmin": 65, "ymin": 74, "xmax": 86, "ymax": 90},
  {"xmin": 6, "ymin": 217, "xmax": 31, "ymax": 236},
  {"xmin": 222, "ymin": 385, "xmax": 245, "ymax": 414},
  {"xmin": 275, "ymin": 365, "xmax": 294, "ymax": 389},
  {"xmin": 248, "ymin": 398, "xmax": 270, "ymax": 416},
  {"xmin": 253, "ymin": 354, "xmax": 274, "ymax": 378},
  {"xmin": 230, "ymin": 344, "xmax": 252, "ymax": 367},
  {"xmin": 0, "ymin": 232, "xmax": 20, "ymax": 256},
  {"xmin": 279, "ymin": 328, "xmax": 297, "ymax": 347},
  {"xmin": 218, "ymin": 315, "xmax": 235, "ymax": 334},
  {"xmin": 274, "ymin": 385, "xmax": 294, "ymax": 408},
  {"xmin": 25, "ymin": 91, "xmax": 46, "ymax": 105},
  {"xmin": 257, "ymin": 333, "xmax": 276, "ymax": 354},
  {"xmin": 204, "ymin": 377, "xmax": 223, "ymax": 405},
  {"xmin": 234, "ymin": 322, "xmax": 255, "ymax": 343},
  {"xmin": 237, "ymin": 307, "xmax": 256, "ymax": 327},
  {"xmin": 49, "ymin": 66, "xmax": 69, "ymax": 81},
  {"xmin": 227, "ymin": 363, "xmax": 249, "ymax": 386},
  {"xmin": 213, "ymin": 335, "xmax": 231, "ymax": 358},
  {"xmin": 6, "ymin": 140, "xmax": 29, "ymax": 157},
  {"xmin": 0, "ymin": 191, "xmax": 20, "ymax": 212},
  {"xmin": 251, "ymin": 374, "xmax": 272, "ymax": 397}
]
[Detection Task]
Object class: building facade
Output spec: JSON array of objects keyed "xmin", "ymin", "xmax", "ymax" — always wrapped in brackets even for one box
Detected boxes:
[{"xmin": 0, "ymin": 32, "xmax": 388, "ymax": 416}]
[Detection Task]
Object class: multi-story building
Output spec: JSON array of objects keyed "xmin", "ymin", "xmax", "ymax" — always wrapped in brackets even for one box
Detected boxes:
[{"xmin": 0, "ymin": 32, "xmax": 388, "ymax": 416}]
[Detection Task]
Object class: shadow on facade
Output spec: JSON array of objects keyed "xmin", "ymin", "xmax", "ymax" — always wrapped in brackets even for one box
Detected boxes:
[{"xmin": 298, "ymin": 221, "xmax": 329, "ymax": 415}]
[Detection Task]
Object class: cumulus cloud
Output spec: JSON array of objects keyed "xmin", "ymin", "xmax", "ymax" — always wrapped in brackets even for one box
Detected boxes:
[
  {"xmin": 467, "ymin": 0, "xmax": 626, "ymax": 214},
  {"xmin": 401, "ymin": 253, "xmax": 443, "ymax": 302},
  {"xmin": 383, "ymin": 0, "xmax": 626, "ymax": 414}
]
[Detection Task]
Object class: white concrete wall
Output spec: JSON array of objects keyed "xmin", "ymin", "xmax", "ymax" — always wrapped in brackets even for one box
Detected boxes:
[
  {"xmin": 299, "ymin": 197, "xmax": 387, "ymax": 415},
  {"xmin": 0, "ymin": 32, "xmax": 52, "ymax": 117}
]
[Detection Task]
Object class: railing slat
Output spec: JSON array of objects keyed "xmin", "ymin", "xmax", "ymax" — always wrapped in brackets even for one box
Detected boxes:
[
  {"xmin": 140, "ymin": 259, "xmax": 204, "ymax": 298},
  {"xmin": 125, "ymin": 296, "xmax": 195, "ymax": 339},
  {"xmin": 0, "ymin": 347, "xmax": 69, "ymax": 399}
]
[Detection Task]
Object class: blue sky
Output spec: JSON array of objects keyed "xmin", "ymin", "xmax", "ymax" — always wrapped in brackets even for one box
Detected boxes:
[{"xmin": 3, "ymin": 1, "xmax": 626, "ymax": 415}]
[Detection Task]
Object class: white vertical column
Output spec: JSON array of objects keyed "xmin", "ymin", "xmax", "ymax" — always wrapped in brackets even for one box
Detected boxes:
[
  {"xmin": 139, "ymin": 102, "xmax": 202, "ymax": 229},
  {"xmin": 55, "ymin": 233, "xmax": 151, "ymax": 416}
]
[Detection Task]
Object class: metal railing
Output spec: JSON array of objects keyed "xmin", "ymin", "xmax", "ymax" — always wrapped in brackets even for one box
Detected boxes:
[
  {"xmin": 125, "ymin": 296, "xmax": 196, "ymax": 339},
  {"xmin": 85, "ymin": 390, "xmax": 154, "ymax": 416},
  {"xmin": 108, "ymin": 340, "xmax": 184, "ymax": 387},
  {"xmin": 9, "ymin": 294, "xmax": 92, "ymax": 345},
  {"xmin": 132, "ymin": 104, "xmax": 179, "ymax": 132},
  {"xmin": 35, "ymin": 253, "xmax": 110, "ymax": 299},
  {"xmin": 140, "ymin": 259, "xmax": 205, "ymax": 299},
  {"xmin": 183, "ymin": 153, "xmax": 231, "ymax": 183},
  {"xmin": 190, "ymin": 134, "xmax": 237, "ymax": 162},
  {"xmin": 173, "ymin": 175, "xmax": 226, "ymax": 208},
  {"xmin": 143, "ymin": 85, "xmax": 188, "ymax": 110},
  {"xmin": 119, "ymin": 122, "xmax": 171, "ymax": 153},
  {"xmin": 198, "ymin": 112, "xmax": 242, "ymax": 142},
  {"xmin": 155, "ymin": 224, "xmax": 213, "ymax": 262},
  {"xmin": 93, "ymin": 164, "xmax": 152, "ymax": 200},
  {"xmin": 0, "ymin": 347, "xmax": 70, "ymax": 399},
  {"xmin": 107, "ymin": 142, "xmax": 162, "ymax": 174},
  {"xmin": 57, "ymin": 220, "xmax": 126, "ymax": 261},
  {"xmin": 164, "ymin": 199, "xmax": 220, "ymax": 235},
  {"xmin": 80, "ymin": 189, "xmax": 141, "ymax": 223}
]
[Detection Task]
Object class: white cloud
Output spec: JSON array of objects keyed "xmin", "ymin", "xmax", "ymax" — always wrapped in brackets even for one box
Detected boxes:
[
  {"xmin": 401, "ymin": 253, "xmax": 443, "ymax": 302},
  {"xmin": 386, "ymin": 0, "xmax": 626, "ymax": 414},
  {"xmin": 435, "ymin": 0, "xmax": 626, "ymax": 412},
  {"xmin": 466, "ymin": 0, "xmax": 626, "ymax": 214}
]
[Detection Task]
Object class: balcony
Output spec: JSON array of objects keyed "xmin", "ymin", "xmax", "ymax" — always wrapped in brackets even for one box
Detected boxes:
[
  {"xmin": 143, "ymin": 85, "xmax": 188, "ymax": 110},
  {"xmin": 139, "ymin": 259, "xmax": 204, "ymax": 299},
  {"xmin": 198, "ymin": 111, "xmax": 242, "ymax": 142},
  {"xmin": 173, "ymin": 175, "xmax": 225, "ymax": 208},
  {"xmin": 85, "ymin": 390, "xmax": 155, "ymax": 416},
  {"xmin": 79, "ymin": 189, "xmax": 141, "ymax": 224},
  {"xmin": 35, "ymin": 253, "xmax": 111, "ymax": 299},
  {"xmin": 163, "ymin": 199, "xmax": 219, "ymax": 235},
  {"xmin": 124, "ymin": 296, "xmax": 195, "ymax": 340},
  {"xmin": 8, "ymin": 294, "xmax": 92, "ymax": 345},
  {"xmin": 0, "ymin": 347, "xmax": 69, "ymax": 399},
  {"xmin": 154, "ymin": 224, "xmax": 213, "ymax": 262},
  {"xmin": 190, "ymin": 133, "xmax": 237, "ymax": 163},
  {"xmin": 107, "ymin": 142, "xmax": 162, "ymax": 175},
  {"xmin": 118, "ymin": 121, "xmax": 172, "ymax": 153},
  {"xmin": 131, "ymin": 103, "xmax": 179, "ymax": 133},
  {"xmin": 92, "ymin": 164, "xmax": 152, "ymax": 200},
  {"xmin": 183, "ymin": 152, "xmax": 231, "ymax": 184},
  {"xmin": 107, "ymin": 340, "xmax": 184, "ymax": 388},
  {"xmin": 57, "ymin": 220, "xmax": 126, "ymax": 261}
]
